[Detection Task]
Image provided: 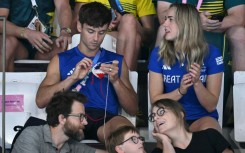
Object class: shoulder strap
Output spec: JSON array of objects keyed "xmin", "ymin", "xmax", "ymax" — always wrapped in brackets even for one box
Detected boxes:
[{"xmin": 182, "ymin": 0, "xmax": 203, "ymax": 10}]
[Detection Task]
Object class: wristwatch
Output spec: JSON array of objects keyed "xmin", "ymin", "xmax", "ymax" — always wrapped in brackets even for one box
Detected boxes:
[{"xmin": 60, "ymin": 27, "xmax": 72, "ymax": 35}]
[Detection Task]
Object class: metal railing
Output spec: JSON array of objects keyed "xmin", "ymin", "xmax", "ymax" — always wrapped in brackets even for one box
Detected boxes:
[{"xmin": 1, "ymin": 16, "xmax": 6, "ymax": 153}]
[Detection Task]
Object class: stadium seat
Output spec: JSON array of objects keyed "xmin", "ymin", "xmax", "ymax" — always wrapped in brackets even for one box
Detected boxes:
[{"xmin": 233, "ymin": 71, "xmax": 245, "ymax": 142}]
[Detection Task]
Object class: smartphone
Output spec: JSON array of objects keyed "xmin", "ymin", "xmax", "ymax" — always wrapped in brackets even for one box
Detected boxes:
[
  {"xmin": 108, "ymin": 0, "xmax": 127, "ymax": 15},
  {"xmin": 111, "ymin": 9, "xmax": 117, "ymax": 21},
  {"xmin": 210, "ymin": 14, "xmax": 225, "ymax": 22}
]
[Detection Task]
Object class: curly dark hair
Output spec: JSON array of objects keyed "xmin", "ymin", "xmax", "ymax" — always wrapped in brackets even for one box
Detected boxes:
[{"xmin": 46, "ymin": 91, "xmax": 87, "ymax": 127}]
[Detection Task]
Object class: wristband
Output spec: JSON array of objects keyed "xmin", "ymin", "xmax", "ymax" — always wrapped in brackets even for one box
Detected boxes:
[
  {"xmin": 60, "ymin": 27, "xmax": 72, "ymax": 35},
  {"xmin": 178, "ymin": 88, "xmax": 185, "ymax": 96},
  {"xmin": 20, "ymin": 28, "xmax": 26, "ymax": 38}
]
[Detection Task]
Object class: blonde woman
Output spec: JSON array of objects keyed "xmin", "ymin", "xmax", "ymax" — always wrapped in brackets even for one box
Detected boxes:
[{"xmin": 148, "ymin": 3, "xmax": 224, "ymax": 133}]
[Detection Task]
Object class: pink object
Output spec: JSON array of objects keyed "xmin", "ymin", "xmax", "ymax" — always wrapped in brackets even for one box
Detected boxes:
[
  {"xmin": 182, "ymin": 0, "xmax": 203, "ymax": 10},
  {"xmin": 0, "ymin": 95, "xmax": 24, "ymax": 112}
]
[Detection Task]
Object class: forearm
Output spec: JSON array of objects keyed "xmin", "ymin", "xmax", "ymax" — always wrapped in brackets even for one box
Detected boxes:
[
  {"xmin": 112, "ymin": 79, "xmax": 138, "ymax": 115},
  {"xmin": 157, "ymin": 1, "xmax": 171, "ymax": 24},
  {"xmin": 208, "ymin": 5, "xmax": 245, "ymax": 33},
  {"xmin": 219, "ymin": 15, "xmax": 245, "ymax": 32},
  {"xmin": 0, "ymin": 21, "xmax": 26, "ymax": 38},
  {"xmin": 36, "ymin": 76, "xmax": 77, "ymax": 108},
  {"xmin": 193, "ymin": 81, "xmax": 218, "ymax": 112},
  {"xmin": 55, "ymin": 0, "xmax": 72, "ymax": 32}
]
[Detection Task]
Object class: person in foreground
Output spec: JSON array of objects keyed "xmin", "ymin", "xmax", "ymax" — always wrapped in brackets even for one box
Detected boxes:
[
  {"xmin": 12, "ymin": 91, "xmax": 107, "ymax": 153},
  {"xmin": 36, "ymin": 2, "xmax": 138, "ymax": 143},
  {"xmin": 106, "ymin": 125, "xmax": 145, "ymax": 153},
  {"xmin": 149, "ymin": 99, "xmax": 234, "ymax": 153},
  {"xmin": 148, "ymin": 3, "xmax": 224, "ymax": 133}
]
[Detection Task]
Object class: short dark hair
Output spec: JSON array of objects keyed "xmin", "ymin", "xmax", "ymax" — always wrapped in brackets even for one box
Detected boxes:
[
  {"xmin": 46, "ymin": 91, "xmax": 87, "ymax": 127},
  {"xmin": 79, "ymin": 2, "xmax": 112, "ymax": 27},
  {"xmin": 106, "ymin": 126, "xmax": 139, "ymax": 153}
]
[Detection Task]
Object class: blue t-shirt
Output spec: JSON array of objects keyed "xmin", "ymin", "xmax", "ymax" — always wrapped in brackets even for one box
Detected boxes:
[
  {"xmin": 59, "ymin": 46, "xmax": 123, "ymax": 115},
  {"xmin": 148, "ymin": 44, "xmax": 224, "ymax": 120}
]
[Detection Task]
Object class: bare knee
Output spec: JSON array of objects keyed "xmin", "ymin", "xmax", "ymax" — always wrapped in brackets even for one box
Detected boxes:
[
  {"xmin": 97, "ymin": 116, "xmax": 133, "ymax": 142},
  {"xmin": 4, "ymin": 36, "xmax": 19, "ymax": 59},
  {"xmin": 119, "ymin": 14, "xmax": 137, "ymax": 30}
]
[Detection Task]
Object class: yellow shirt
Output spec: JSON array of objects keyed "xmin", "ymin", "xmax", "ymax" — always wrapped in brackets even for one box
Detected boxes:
[{"xmin": 75, "ymin": 0, "xmax": 156, "ymax": 17}]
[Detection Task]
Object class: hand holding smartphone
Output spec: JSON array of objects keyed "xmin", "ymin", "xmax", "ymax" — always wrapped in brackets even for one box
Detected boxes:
[
  {"xmin": 111, "ymin": 9, "xmax": 117, "ymax": 21},
  {"xmin": 210, "ymin": 14, "xmax": 225, "ymax": 22}
]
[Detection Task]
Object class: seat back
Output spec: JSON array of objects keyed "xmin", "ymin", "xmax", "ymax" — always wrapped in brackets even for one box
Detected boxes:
[
  {"xmin": 67, "ymin": 34, "xmax": 117, "ymax": 52},
  {"xmin": 119, "ymin": 71, "xmax": 137, "ymax": 126},
  {"xmin": 0, "ymin": 72, "xmax": 47, "ymax": 118},
  {"xmin": 233, "ymin": 71, "xmax": 245, "ymax": 142},
  {"xmin": 0, "ymin": 72, "xmax": 47, "ymax": 148},
  {"xmin": 147, "ymin": 73, "xmax": 224, "ymax": 142}
]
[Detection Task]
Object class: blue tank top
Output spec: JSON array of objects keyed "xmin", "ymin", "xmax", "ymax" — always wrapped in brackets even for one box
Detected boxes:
[
  {"xmin": 148, "ymin": 44, "xmax": 224, "ymax": 120},
  {"xmin": 59, "ymin": 46, "xmax": 123, "ymax": 115}
]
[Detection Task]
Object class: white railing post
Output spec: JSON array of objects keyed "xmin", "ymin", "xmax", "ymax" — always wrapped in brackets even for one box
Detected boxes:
[{"xmin": 1, "ymin": 16, "xmax": 6, "ymax": 153}]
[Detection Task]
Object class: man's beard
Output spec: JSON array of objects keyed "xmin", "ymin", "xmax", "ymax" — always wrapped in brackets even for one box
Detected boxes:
[{"xmin": 64, "ymin": 122, "xmax": 84, "ymax": 141}]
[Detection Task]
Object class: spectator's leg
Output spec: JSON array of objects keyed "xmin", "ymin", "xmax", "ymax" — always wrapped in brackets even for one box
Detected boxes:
[
  {"xmin": 116, "ymin": 14, "xmax": 141, "ymax": 71},
  {"xmin": 226, "ymin": 26, "xmax": 245, "ymax": 73},
  {"xmin": 189, "ymin": 116, "xmax": 222, "ymax": 133},
  {"xmin": 97, "ymin": 116, "xmax": 133, "ymax": 143},
  {"xmin": 0, "ymin": 36, "xmax": 28, "ymax": 72},
  {"xmin": 34, "ymin": 41, "xmax": 63, "ymax": 60}
]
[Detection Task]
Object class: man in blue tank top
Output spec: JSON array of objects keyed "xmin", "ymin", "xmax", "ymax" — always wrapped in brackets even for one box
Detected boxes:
[{"xmin": 36, "ymin": 2, "xmax": 138, "ymax": 143}]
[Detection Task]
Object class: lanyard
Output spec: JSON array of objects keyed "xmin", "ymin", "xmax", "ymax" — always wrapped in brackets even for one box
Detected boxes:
[
  {"xmin": 31, "ymin": 0, "xmax": 39, "ymax": 17},
  {"xmin": 72, "ymin": 47, "xmax": 102, "ymax": 92},
  {"xmin": 182, "ymin": 0, "xmax": 203, "ymax": 10}
]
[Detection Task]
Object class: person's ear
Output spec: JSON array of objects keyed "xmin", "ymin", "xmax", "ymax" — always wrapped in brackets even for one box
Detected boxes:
[
  {"xmin": 58, "ymin": 114, "xmax": 66, "ymax": 125},
  {"xmin": 115, "ymin": 145, "xmax": 123, "ymax": 153},
  {"xmin": 77, "ymin": 22, "xmax": 82, "ymax": 33},
  {"xmin": 180, "ymin": 112, "xmax": 184, "ymax": 119}
]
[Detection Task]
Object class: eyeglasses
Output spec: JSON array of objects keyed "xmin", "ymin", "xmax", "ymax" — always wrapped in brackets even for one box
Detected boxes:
[
  {"xmin": 148, "ymin": 107, "xmax": 166, "ymax": 122},
  {"xmin": 67, "ymin": 113, "xmax": 87, "ymax": 122},
  {"xmin": 119, "ymin": 136, "xmax": 145, "ymax": 145}
]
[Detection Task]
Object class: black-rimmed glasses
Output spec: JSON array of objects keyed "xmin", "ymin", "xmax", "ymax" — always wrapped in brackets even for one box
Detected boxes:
[
  {"xmin": 67, "ymin": 113, "xmax": 87, "ymax": 122},
  {"xmin": 148, "ymin": 107, "xmax": 166, "ymax": 122},
  {"xmin": 119, "ymin": 136, "xmax": 145, "ymax": 145}
]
